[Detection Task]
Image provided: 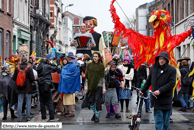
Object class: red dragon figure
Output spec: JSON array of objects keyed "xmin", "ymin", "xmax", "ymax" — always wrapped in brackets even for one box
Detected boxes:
[{"xmin": 110, "ymin": 0, "xmax": 193, "ymax": 69}]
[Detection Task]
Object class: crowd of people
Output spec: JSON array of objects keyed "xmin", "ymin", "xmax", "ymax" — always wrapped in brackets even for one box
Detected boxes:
[
  {"xmin": 0, "ymin": 20, "xmax": 194, "ymax": 130},
  {"xmin": 0, "ymin": 50, "xmax": 194, "ymax": 130}
]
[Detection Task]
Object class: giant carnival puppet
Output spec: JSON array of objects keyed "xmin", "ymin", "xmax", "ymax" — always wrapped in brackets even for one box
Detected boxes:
[
  {"xmin": 71, "ymin": 23, "xmax": 96, "ymax": 57},
  {"xmin": 110, "ymin": 0, "xmax": 194, "ymax": 69},
  {"xmin": 110, "ymin": 0, "xmax": 194, "ymax": 97},
  {"xmin": 83, "ymin": 16, "xmax": 104, "ymax": 54}
]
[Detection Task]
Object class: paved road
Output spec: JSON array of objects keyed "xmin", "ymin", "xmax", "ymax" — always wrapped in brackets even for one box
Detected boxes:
[{"xmin": 0, "ymin": 91, "xmax": 194, "ymax": 130}]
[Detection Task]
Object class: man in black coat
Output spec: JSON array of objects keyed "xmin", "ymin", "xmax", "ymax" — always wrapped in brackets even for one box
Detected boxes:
[
  {"xmin": 36, "ymin": 58, "xmax": 59, "ymax": 121},
  {"xmin": 140, "ymin": 52, "xmax": 176, "ymax": 130}
]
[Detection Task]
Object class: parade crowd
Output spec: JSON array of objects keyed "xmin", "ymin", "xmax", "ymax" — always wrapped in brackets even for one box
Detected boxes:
[{"xmin": 0, "ymin": 16, "xmax": 194, "ymax": 130}]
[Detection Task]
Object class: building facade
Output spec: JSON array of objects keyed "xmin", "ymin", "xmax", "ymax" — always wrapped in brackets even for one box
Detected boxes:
[
  {"xmin": 135, "ymin": 1, "xmax": 156, "ymax": 36},
  {"xmin": 50, "ymin": 0, "xmax": 64, "ymax": 52},
  {"xmin": 13, "ymin": 0, "xmax": 31, "ymax": 55},
  {"xmin": 30, "ymin": 0, "xmax": 51, "ymax": 57},
  {"xmin": 62, "ymin": 11, "xmax": 83, "ymax": 54},
  {"xmin": 0, "ymin": 0, "xmax": 13, "ymax": 60},
  {"xmin": 163, "ymin": 0, "xmax": 194, "ymax": 62}
]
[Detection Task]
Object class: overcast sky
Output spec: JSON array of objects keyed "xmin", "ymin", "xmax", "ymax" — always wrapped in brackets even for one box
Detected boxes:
[{"xmin": 62, "ymin": 0, "xmax": 154, "ymax": 33}]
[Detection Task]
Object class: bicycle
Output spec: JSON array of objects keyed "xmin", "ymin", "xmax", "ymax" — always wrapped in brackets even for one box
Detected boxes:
[{"xmin": 127, "ymin": 86, "xmax": 157, "ymax": 130}]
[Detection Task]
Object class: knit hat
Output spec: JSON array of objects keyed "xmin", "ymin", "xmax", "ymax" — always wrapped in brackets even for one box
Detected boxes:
[{"xmin": 123, "ymin": 57, "xmax": 131, "ymax": 63}]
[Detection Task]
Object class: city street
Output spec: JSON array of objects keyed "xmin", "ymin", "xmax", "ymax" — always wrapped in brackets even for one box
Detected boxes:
[{"xmin": 0, "ymin": 91, "xmax": 194, "ymax": 130}]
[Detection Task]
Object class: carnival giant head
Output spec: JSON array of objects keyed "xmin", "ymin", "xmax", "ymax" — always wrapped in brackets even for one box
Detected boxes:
[
  {"xmin": 149, "ymin": 10, "xmax": 172, "ymax": 29},
  {"xmin": 83, "ymin": 16, "xmax": 97, "ymax": 32}
]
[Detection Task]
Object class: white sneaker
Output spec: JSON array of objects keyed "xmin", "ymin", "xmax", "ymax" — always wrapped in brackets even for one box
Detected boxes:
[{"xmin": 50, "ymin": 118, "xmax": 59, "ymax": 121}]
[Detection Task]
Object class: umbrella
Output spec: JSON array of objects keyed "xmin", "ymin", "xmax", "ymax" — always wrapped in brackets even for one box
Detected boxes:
[{"xmin": 46, "ymin": 53, "xmax": 55, "ymax": 59}]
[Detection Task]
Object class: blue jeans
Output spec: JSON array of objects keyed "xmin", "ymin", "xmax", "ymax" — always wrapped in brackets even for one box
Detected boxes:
[
  {"xmin": 178, "ymin": 92, "xmax": 188, "ymax": 108},
  {"xmin": 144, "ymin": 91, "xmax": 150, "ymax": 111},
  {"xmin": 17, "ymin": 94, "xmax": 32, "ymax": 120},
  {"xmin": 154, "ymin": 109, "xmax": 172, "ymax": 130}
]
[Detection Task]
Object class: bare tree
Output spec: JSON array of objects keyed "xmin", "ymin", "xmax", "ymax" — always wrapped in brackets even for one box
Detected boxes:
[{"xmin": 123, "ymin": 14, "xmax": 136, "ymax": 29}]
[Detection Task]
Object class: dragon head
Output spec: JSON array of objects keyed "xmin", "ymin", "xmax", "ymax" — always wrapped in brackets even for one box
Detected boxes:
[{"xmin": 149, "ymin": 10, "xmax": 172, "ymax": 29}]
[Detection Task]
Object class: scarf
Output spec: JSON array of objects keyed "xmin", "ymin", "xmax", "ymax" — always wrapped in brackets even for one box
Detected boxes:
[
  {"xmin": 123, "ymin": 64, "xmax": 132, "ymax": 88},
  {"xmin": 85, "ymin": 61, "xmax": 105, "ymax": 97}
]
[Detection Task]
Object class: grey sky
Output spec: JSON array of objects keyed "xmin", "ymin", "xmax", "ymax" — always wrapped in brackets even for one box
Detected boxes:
[{"xmin": 62, "ymin": 0, "xmax": 154, "ymax": 33}]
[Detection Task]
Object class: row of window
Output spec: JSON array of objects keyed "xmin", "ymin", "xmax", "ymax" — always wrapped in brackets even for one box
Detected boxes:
[
  {"xmin": 0, "ymin": 29, "xmax": 10, "ymax": 57},
  {"xmin": 165, "ymin": 0, "xmax": 192, "ymax": 23},
  {"xmin": 14, "ymin": 0, "xmax": 28, "ymax": 24},
  {"xmin": 0, "ymin": 0, "xmax": 10, "ymax": 13}
]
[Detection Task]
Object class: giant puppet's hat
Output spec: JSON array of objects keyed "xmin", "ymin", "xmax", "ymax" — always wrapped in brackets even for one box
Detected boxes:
[{"xmin": 83, "ymin": 16, "xmax": 98, "ymax": 26}]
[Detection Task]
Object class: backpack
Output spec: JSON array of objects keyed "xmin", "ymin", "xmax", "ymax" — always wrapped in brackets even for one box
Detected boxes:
[
  {"xmin": 182, "ymin": 68, "xmax": 193, "ymax": 86},
  {"xmin": 16, "ymin": 66, "xmax": 29, "ymax": 87}
]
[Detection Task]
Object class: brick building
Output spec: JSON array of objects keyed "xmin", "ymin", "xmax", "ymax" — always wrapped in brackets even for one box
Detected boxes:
[
  {"xmin": 50, "ymin": 0, "xmax": 64, "ymax": 52},
  {"xmin": 63, "ymin": 11, "xmax": 83, "ymax": 36},
  {"xmin": 0, "ymin": 0, "xmax": 13, "ymax": 61},
  {"xmin": 163, "ymin": 0, "xmax": 194, "ymax": 61}
]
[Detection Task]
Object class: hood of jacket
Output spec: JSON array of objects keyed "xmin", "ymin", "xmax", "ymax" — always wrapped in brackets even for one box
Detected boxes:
[{"xmin": 155, "ymin": 52, "xmax": 169, "ymax": 65}]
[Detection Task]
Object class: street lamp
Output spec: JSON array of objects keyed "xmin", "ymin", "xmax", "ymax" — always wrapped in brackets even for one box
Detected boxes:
[{"xmin": 65, "ymin": 4, "xmax": 74, "ymax": 11}]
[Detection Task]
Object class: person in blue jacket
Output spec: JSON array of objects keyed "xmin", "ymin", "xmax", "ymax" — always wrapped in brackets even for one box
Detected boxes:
[{"xmin": 58, "ymin": 52, "xmax": 81, "ymax": 117}]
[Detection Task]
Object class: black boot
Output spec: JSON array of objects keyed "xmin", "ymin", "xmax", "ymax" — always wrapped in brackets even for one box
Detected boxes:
[
  {"xmin": 2, "ymin": 116, "xmax": 7, "ymax": 120},
  {"xmin": 105, "ymin": 113, "xmax": 111, "ymax": 118},
  {"xmin": 11, "ymin": 115, "xmax": 17, "ymax": 119},
  {"xmin": 115, "ymin": 113, "xmax": 121, "ymax": 119},
  {"xmin": 94, "ymin": 115, "xmax": 99, "ymax": 123},
  {"xmin": 91, "ymin": 114, "xmax": 95, "ymax": 121}
]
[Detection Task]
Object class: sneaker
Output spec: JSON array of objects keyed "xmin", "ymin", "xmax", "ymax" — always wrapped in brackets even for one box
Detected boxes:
[
  {"xmin": 2, "ymin": 116, "xmax": 7, "ymax": 120},
  {"xmin": 65, "ymin": 114, "xmax": 75, "ymax": 117},
  {"xmin": 27, "ymin": 118, "xmax": 31, "ymax": 121},
  {"xmin": 30, "ymin": 113, "xmax": 34, "ymax": 115},
  {"xmin": 94, "ymin": 116, "xmax": 99, "ymax": 123},
  {"xmin": 50, "ymin": 118, "xmax": 59, "ymax": 121},
  {"xmin": 146, "ymin": 110, "xmax": 152, "ymax": 113},
  {"xmin": 105, "ymin": 113, "xmax": 111, "ymax": 118},
  {"xmin": 115, "ymin": 114, "xmax": 121, "ymax": 119},
  {"xmin": 18, "ymin": 120, "xmax": 22, "ymax": 122},
  {"xmin": 91, "ymin": 114, "xmax": 95, "ymax": 121},
  {"xmin": 57, "ymin": 112, "xmax": 62, "ymax": 115},
  {"xmin": 178, "ymin": 108, "xmax": 187, "ymax": 112},
  {"xmin": 42, "ymin": 117, "xmax": 49, "ymax": 121}
]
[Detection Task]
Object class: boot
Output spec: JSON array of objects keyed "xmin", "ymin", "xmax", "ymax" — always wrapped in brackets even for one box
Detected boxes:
[
  {"xmin": 91, "ymin": 114, "xmax": 95, "ymax": 121},
  {"xmin": 115, "ymin": 113, "xmax": 121, "ymax": 119},
  {"xmin": 120, "ymin": 107, "xmax": 123, "ymax": 112},
  {"xmin": 126, "ymin": 107, "xmax": 130, "ymax": 113},
  {"xmin": 94, "ymin": 115, "xmax": 99, "ymax": 123},
  {"xmin": 105, "ymin": 113, "xmax": 111, "ymax": 118}
]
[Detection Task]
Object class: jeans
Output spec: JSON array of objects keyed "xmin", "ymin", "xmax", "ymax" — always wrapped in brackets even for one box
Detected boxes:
[
  {"xmin": 17, "ymin": 94, "xmax": 32, "ymax": 120},
  {"xmin": 154, "ymin": 109, "xmax": 172, "ymax": 130},
  {"xmin": 39, "ymin": 86, "xmax": 55, "ymax": 120},
  {"xmin": 178, "ymin": 92, "xmax": 188, "ymax": 108},
  {"xmin": 144, "ymin": 91, "xmax": 150, "ymax": 111}
]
